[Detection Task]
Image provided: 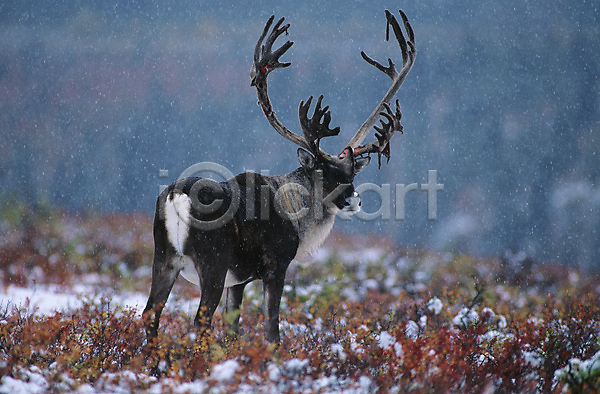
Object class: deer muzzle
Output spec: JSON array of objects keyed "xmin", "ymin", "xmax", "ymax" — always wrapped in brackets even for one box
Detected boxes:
[{"xmin": 342, "ymin": 191, "xmax": 361, "ymax": 213}]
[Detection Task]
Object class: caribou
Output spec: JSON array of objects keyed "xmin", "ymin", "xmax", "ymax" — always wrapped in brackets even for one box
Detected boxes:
[{"xmin": 143, "ymin": 10, "xmax": 416, "ymax": 343}]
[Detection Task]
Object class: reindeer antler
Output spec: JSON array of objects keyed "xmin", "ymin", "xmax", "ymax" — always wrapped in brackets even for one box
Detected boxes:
[
  {"xmin": 345, "ymin": 10, "xmax": 416, "ymax": 164},
  {"xmin": 298, "ymin": 95, "xmax": 341, "ymax": 158},
  {"xmin": 252, "ymin": 15, "xmax": 347, "ymax": 163},
  {"xmin": 353, "ymin": 100, "xmax": 403, "ymax": 168},
  {"xmin": 251, "ymin": 10, "xmax": 416, "ymax": 169},
  {"xmin": 251, "ymin": 16, "xmax": 293, "ymax": 88},
  {"xmin": 250, "ymin": 16, "xmax": 313, "ymax": 152}
]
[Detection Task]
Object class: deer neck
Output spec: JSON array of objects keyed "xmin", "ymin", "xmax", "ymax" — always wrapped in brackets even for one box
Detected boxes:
[{"xmin": 275, "ymin": 168, "xmax": 337, "ymax": 261}]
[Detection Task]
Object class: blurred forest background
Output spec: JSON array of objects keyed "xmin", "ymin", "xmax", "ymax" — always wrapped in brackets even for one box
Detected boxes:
[{"xmin": 0, "ymin": 1, "xmax": 598, "ymax": 269}]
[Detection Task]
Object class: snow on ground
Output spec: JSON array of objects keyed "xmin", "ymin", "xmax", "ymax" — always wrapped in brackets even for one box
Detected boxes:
[
  {"xmin": 1, "ymin": 285, "xmax": 85, "ymax": 315},
  {"xmin": 0, "ymin": 286, "xmax": 214, "ymax": 393},
  {"xmin": 0, "ymin": 284, "xmax": 198, "ymax": 317}
]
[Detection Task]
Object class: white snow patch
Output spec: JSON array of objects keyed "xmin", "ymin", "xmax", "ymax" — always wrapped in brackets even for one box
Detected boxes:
[
  {"xmin": 171, "ymin": 380, "xmax": 209, "ymax": 393},
  {"xmin": 211, "ymin": 359, "xmax": 240, "ymax": 382},
  {"xmin": 0, "ymin": 285, "xmax": 84, "ymax": 315},
  {"xmin": 377, "ymin": 331, "xmax": 395, "ymax": 349},
  {"xmin": 283, "ymin": 358, "xmax": 310, "ymax": 376},
  {"xmin": 0, "ymin": 285, "xmax": 199, "ymax": 318},
  {"xmin": 522, "ymin": 351, "xmax": 543, "ymax": 368},
  {"xmin": 376, "ymin": 331, "xmax": 403, "ymax": 359},
  {"xmin": 354, "ymin": 376, "xmax": 375, "ymax": 392},
  {"xmin": 427, "ymin": 297, "xmax": 443, "ymax": 315},
  {"xmin": 554, "ymin": 350, "xmax": 600, "ymax": 388},
  {"xmin": 94, "ymin": 370, "xmax": 157, "ymax": 393},
  {"xmin": 331, "ymin": 343, "xmax": 347, "ymax": 362},
  {"xmin": 268, "ymin": 363, "xmax": 281, "ymax": 381},
  {"xmin": 0, "ymin": 366, "xmax": 48, "ymax": 393},
  {"xmin": 453, "ymin": 307, "xmax": 479, "ymax": 328},
  {"xmin": 405, "ymin": 320, "xmax": 419, "ymax": 339}
]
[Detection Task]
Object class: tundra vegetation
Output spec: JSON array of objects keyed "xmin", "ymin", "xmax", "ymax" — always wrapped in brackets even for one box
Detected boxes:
[{"xmin": 1, "ymin": 209, "xmax": 599, "ymax": 392}]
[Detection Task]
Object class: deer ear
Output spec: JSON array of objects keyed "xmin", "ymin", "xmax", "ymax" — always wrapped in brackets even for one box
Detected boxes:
[
  {"xmin": 353, "ymin": 156, "xmax": 371, "ymax": 174},
  {"xmin": 297, "ymin": 148, "xmax": 316, "ymax": 170}
]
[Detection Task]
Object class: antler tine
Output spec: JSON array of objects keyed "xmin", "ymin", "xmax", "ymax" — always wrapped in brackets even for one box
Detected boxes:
[
  {"xmin": 263, "ymin": 17, "xmax": 288, "ymax": 57},
  {"xmin": 353, "ymin": 100, "xmax": 403, "ymax": 168},
  {"xmin": 346, "ymin": 9, "xmax": 416, "ymax": 152},
  {"xmin": 253, "ymin": 15, "xmax": 274, "ymax": 66},
  {"xmin": 299, "ymin": 95, "xmax": 341, "ymax": 157},
  {"xmin": 251, "ymin": 16, "xmax": 293, "ymax": 87}
]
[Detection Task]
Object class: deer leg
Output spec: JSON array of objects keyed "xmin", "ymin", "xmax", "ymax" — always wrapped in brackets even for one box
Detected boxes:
[
  {"xmin": 224, "ymin": 283, "xmax": 246, "ymax": 335},
  {"xmin": 263, "ymin": 271, "xmax": 287, "ymax": 343},
  {"xmin": 143, "ymin": 254, "xmax": 180, "ymax": 340},
  {"xmin": 194, "ymin": 266, "xmax": 227, "ymax": 334}
]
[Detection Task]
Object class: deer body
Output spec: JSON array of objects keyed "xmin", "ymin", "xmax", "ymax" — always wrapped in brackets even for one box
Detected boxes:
[
  {"xmin": 143, "ymin": 9, "xmax": 416, "ymax": 343},
  {"xmin": 145, "ymin": 164, "xmax": 362, "ymax": 342}
]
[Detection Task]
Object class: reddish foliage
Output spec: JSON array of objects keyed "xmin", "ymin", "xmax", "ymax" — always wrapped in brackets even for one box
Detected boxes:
[{"xmin": 1, "ymin": 211, "xmax": 599, "ymax": 391}]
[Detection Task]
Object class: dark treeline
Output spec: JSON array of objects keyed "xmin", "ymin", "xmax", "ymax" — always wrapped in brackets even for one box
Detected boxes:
[{"xmin": 1, "ymin": 1, "xmax": 598, "ymax": 269}]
